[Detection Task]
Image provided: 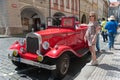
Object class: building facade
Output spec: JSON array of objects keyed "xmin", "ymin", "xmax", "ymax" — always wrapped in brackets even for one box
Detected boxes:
[
  {"xmin": 103, "ymin": 0, "xmax": 109, "ymax": 18},
  {"xmin": 109, "ymin": 2, "xmax": 120, "ymax": 22},
  {"xmin": 0, "ymin": 0, "xmax": 80, "ymax": 35},
  {"xmin": 0, "ymin": 0, "xmax": 109, "ymax": 35},
  {"xmin": 80, "ymin": 0, "xmax": 109, "ymax": 23},
  {"xmin": 98, "ymin": 0, "xmax": 104, "ymax": 19}
]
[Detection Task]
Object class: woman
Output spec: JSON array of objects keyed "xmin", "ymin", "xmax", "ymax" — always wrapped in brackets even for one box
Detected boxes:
[{"xmin": 84, "ymin": 11, "xmax": 101, "ymax": 65}]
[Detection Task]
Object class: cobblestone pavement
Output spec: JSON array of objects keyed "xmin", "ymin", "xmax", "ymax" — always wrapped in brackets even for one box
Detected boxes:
[
  {"xmin": 0, "ymin": 38, "xmax": 34, "ymax": 80},
  {"xmin": 1, "ymin": 30, "xmax": 119, "ymax": 80},
  {"xmin": 0, "ymin": 38, "xmax": 50, "ymax": 80},
  {"xmin": 74, "ymin": 30, "xmax": 120, "ymax": 80}
]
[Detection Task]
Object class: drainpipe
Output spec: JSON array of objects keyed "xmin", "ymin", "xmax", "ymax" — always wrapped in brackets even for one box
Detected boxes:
[
  {"xmin": 79, "ymin": 0, "xmax": 80, "ymax": 22},
  {"xmin": 92, "ymin": 0, "xmax": 93, "ymax": 10},
  {"xmin": 49, "ymin": 0, "xmax": 51, "ymax": 17}
]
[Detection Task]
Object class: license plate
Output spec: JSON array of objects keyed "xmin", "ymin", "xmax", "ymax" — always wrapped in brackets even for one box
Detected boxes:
[
  {"xmin": 13, "ymin": 57, "xmax": 21, "ymax": 62},
  {"xmin": 17, "ymin": 57, "xmax": 21, "ymax": 62}
]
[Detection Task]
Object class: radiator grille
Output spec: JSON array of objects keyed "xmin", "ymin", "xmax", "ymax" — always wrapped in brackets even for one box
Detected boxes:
[{"xmin": 26, "ymin": 37, "xmax": 39, "ymax": 53}]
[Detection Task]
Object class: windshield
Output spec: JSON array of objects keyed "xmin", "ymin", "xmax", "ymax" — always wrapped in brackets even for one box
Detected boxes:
[
  {"xmin": 47, "ymin": 17, "xmax": 76, "ymax": 29},
  {"xmin": 47, "ymin": 17, "xmax": 61, "ymax": 27}
]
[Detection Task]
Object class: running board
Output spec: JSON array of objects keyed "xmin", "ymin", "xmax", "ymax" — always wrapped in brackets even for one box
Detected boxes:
[{"xmin": 76, "ymin": 48, "xmax": 89, "ymax": 56}]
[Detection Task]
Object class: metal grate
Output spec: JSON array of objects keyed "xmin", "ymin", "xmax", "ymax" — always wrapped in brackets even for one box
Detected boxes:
[{"xmin": 26, "ymin": 37, "xmax": 39, "ymax": 53}]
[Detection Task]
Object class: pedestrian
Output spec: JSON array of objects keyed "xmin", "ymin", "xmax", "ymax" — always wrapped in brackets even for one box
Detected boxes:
[
  {"xmin": 105, "ymin": 15, "xmax": 118, "ymax": 50},
  {"xmin": 36, "ymin": 20, "xmax": 41, "ymax": 31},
  {"xmin": 101, "ymin": 18, "xmax": 108, "ymax": 42},
  {"xmin": 96, "ymin": 30, "xmax": 101, "ymax": 53},
  {"xmin": 96, "ymin": 19, "xmax": 101, "ymax": 53},
  {"xmin": 84, "ymin": 11, "xmax": 101, "ymax": 65}
]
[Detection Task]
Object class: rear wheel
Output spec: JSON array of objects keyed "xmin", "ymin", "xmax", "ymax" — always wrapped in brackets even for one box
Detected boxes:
[{"xmin": 52, "ymin": 54, "xmax": 70, "ymax": 79}]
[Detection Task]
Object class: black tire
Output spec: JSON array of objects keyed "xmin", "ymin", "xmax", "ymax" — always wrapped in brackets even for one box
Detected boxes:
[
  {"xmin": 12, "ymin": 60, "xmax": 26, "ymax": 68},
  {"xmin": 52, "ymin": 54, "xmax": 70, "ymax": 79}
]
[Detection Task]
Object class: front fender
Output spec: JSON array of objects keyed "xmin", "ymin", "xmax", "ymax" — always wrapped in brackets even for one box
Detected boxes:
[
  {"xmin": 9, "ymin": 41, "xmax": 22, "ymax": 50},
  {"xmin": 44, "ymin": 45, "xmax": 76, "ymax": 58}
]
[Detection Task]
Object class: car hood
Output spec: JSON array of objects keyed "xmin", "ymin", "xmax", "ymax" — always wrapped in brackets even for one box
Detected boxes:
[{"xmin": 36, "ymin": 28, "xmax": 75, "ymax": 36}]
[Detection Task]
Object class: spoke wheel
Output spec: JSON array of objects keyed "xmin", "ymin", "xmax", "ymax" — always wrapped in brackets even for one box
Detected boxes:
[{"xmin": 52, "ymin": 54, "xmax": 70, "ymax": 79}]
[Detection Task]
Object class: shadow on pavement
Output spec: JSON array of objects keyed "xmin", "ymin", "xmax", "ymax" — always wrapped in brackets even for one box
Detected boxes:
[
  {"xmin": 98, "ymin": 64, "xmax": 120, "ymax": 71},
  {"xmin": 8, "ymin": 54, "xmax": 91, "ymax": 80}
]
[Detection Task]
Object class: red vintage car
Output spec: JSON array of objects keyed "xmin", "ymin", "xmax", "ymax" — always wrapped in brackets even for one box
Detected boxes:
[{"xmin": 8, "ymin": 17, "xmax": 89, "ymax": 79}]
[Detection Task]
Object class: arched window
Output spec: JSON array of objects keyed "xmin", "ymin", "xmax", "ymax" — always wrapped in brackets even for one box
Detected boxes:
[
  {"xmin": 53, "ymin": 12, "xmax": 65, "ymax": 26},
  {"xmin": 81, "ymin": 14, "xmax": 86, "ymax": 23}
]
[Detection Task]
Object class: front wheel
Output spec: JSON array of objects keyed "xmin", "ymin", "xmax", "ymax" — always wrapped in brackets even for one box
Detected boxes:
[
  {"xmin": 52, "ymin": 54, "xmax": 70, "ymax": 79},
  {"xmin": 12, "ymin": 60, "xmax": 27, "ymax": 68}
]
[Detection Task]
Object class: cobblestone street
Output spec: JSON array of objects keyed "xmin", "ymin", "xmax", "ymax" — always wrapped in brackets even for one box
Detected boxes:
[{"xmin": 0, "ymin": 38, "xmax": 31, "ymax": 80}]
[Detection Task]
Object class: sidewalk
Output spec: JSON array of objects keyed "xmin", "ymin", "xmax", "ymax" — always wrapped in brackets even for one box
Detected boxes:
[
  {"xmin": 0, "ymin": 33, "xmax": 26, "ymax": 38},
  {"xmin": 0, "ymin": 35, "xmax": 9, "ymax": 38},
  {"xmin": 74, "ymin": 30, "xmax": 120, "ymax": 80}
]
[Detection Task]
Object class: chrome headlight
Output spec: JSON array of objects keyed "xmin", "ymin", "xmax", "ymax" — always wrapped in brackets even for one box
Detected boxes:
[
  {"xmin": 13, "ymin": 50, "xmax": 18, "ymax": 56},
  {"xmin": 37, "ymin": 55, "xmax": 43, "ymax": 62},
  {"xmin": 36, "ymin": 50, "xmax": 43, "ymax": 62},
  {"xmin": 20, "ymin": 47, "xmax": 24, "ymax": 52},
  {"xmin": 42, "ymin": 41, "xmax": 50, "ymax": 50},
  {"xmin": 19, "ymin": 38, "xmax": 25, "ymax": 46}
]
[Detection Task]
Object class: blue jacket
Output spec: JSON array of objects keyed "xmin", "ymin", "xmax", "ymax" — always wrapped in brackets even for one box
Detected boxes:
[{"xmin": 105, "ymin": 20, "xmax": 118, "ymax": 34}]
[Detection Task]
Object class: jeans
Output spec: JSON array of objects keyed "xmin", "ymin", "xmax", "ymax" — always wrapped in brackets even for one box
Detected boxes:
[
  {"xmin": 101, "ymin": 31, "xmax": 108, "ymax": 42},
  {"xmin": 108, "ymin": 32, "xmax": 116, "ymax": 49},
  {"xmin": 96, "ymin": 34, "xmax": 100, "ymax": 51}
]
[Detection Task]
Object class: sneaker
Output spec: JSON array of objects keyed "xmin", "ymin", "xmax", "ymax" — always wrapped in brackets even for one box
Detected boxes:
[
  {"xmin": 91, "ymin": 60, "xmax": 98, "ymax": 66},
  {"xmin": 87, "ymin": 60, "xmax": 98, "ymax": 66},
  {"xmin": 107, "ymin": 49, "xmax": 114, "ymax": 53},
  {"xmin": 111, "ymin": 48, "xmax": 115, "ymax": 50},
  {"xmin": 97, "ymin": 50, "xmax": 102, "ymax": 53}
]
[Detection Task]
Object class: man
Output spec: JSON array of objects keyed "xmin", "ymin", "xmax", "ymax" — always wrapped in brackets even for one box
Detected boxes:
[
  {"xmin": 105, "ymin": 15, "xmax": 118, "ymax": 50},
  {"xmin": 101, "ymin": 18, "xmax": 108, "ymax": 42}
]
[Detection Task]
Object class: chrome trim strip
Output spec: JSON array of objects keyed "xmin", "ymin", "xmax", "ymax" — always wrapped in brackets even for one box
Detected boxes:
[{"xmin": 8, "ymin": 55, "xmax": 56, "ymax": 70}]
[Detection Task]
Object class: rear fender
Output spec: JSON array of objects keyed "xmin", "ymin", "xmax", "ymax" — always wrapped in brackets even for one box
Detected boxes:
[{"xmin": 44, "ymin": 45, "xmax": 77, "ymax": 58}]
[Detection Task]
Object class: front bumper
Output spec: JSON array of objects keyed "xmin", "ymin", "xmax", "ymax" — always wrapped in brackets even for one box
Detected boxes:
[{"xmin": 8, "ymin": 54, "xmax": 56, "ymax": 70}]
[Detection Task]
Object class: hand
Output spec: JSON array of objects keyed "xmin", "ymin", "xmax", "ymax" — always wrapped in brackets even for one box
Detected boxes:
[
  {"xmin": 84, "ymin": 36, "xmax": 87, "ymax": 42},
  {"xmin": 96, "ymin": 26, "xmax": 101, "ymax": 34},
  {"xmin": 92, "ymin": 38, "xmax": 96, "ymax": 45}
]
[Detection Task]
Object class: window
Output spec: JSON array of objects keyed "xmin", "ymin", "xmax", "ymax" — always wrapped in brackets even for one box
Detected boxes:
[
  {"xmin": 71, "ymin": 0, "xmax": 74, "ymax": 10},
  {"xmin": 60, "ymin": 0, "xmax": 64, "ymax": 6},
  {"xmin": 66, "ymin": 0, "xmax": 70, "ymax": 8},
  {"xmin": 75, "ymin": 0, "xmax": 78, "ymax": 11},
  {"xmin": 53, "ymin": 0, "xmax": 58, "ymax": 4}
]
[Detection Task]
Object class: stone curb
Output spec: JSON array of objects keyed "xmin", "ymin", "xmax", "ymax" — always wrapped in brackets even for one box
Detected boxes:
[{"xmin": 0, "ymin": 35, "xmax": 10, "ymax": 38}]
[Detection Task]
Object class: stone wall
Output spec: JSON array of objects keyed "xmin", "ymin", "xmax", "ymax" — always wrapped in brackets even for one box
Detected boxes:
[{"xmin": 0, "ymin": 27, "xmax": 5, "ymax": 34}]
